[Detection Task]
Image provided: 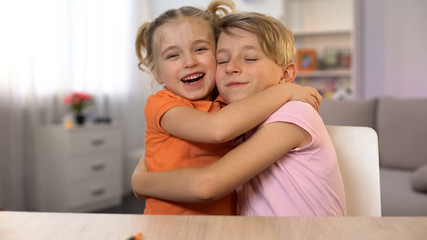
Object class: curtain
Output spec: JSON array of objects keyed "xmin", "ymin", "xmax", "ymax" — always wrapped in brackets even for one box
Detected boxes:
[{"xmin": 0, "ymin": 0, "xmax": 150, "ymax": 210}]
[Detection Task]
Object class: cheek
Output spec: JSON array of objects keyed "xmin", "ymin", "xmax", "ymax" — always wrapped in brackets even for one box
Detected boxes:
[
  {"xmin": 205, "ymin": 56, "xmax": 217, "ymax": 72},
  {"xmin": 262, "ymin": 67, "xmax": 283, "ymax": 85},
  {"xmin": 158, "ymin": 61, "xmax": 177, "ymax": 76},
  {"xmin": 215, "ymin": 67, "xmax": 224, "ymax": 84},
  {"xmin": 154, "ymin": 64, "xmax": 176, "ymax": 85},
  {"xmin": 251, "ymin": 73, "xmax": 280, "ymax": 93}
]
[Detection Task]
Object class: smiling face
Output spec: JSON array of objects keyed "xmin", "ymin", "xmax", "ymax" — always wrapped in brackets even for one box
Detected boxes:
[
  {"xmin": 215, "ymin": 27, "xmax": 286, "ymax": 104},
  {"xmin": 151, "ymin": 18, "xmax": 217, "ymax": 101}
]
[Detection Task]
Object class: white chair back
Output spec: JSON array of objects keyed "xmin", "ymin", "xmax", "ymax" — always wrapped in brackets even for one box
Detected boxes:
[{"xmin": 326, "ymin": 125, "xmax": 382, "ymax": 216}]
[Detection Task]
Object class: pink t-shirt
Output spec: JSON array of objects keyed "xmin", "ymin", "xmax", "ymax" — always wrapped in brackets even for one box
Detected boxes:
[{"xmin": 237, "ymin": 101, "xmax": 346, "ymax": 216}]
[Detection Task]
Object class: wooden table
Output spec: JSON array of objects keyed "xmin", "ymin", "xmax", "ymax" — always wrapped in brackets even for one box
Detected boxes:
[{"xmin": 1, "ymin": 211, "xmax": 426, "ymax": 240}]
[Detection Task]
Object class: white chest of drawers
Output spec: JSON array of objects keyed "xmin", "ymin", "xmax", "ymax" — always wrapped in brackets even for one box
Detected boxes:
[{"xmin": 33, "ymin": 125, "xmax": 123, "ymax": 212}]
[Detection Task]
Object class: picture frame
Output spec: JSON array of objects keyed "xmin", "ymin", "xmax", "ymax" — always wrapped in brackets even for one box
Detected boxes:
[{"xmin": 297, "ymin": 49, "xmax": 317, "ymax": 72}]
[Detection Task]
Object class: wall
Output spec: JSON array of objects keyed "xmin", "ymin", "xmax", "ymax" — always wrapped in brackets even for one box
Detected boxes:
[
  {"xmin": 151, "ymin": 0, "xmax": 284, "ymax": 20},
  {"xmin": 283, "ymin": 0, "xmax": 352, "ymax": 33},
  {"xmin": 362, "ymin": 0, "xmax": 427, "ymax": 98}
]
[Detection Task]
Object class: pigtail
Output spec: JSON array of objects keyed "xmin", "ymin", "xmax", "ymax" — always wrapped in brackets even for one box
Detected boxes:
[
  {"xmin": 207, "ymin": 0, "xmax": 236, "ymax": 21},
  {"xmin": 135, "ymin": 22, "xmax": 151, "ymax": 71}
]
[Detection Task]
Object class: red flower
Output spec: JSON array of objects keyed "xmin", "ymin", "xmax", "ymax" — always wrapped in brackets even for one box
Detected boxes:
[{"xmin": 64, "ymin": 92, "xmax": 93, "ymax": 114}]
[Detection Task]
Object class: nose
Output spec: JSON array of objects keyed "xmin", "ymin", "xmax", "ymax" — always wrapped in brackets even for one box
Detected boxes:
[
  {"xmin": 225, "ymin": 58, "xmax": 241, "ymax": 75},
  {"xmin": 183, "ymin": 53, "xmax": 198, "ymax": 68}
]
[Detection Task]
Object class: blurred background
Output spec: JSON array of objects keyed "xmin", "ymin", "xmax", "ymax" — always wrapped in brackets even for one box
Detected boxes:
[{"xmin": 1, "ymin": 0, "xmax": 426, "ymax": 213}]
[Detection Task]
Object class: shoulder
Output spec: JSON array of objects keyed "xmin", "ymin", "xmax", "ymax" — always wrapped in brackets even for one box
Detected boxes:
[
  {"xmin": 264, "ymin": 101, "xmax": 319, "ymax": 125},
  {"xmin": 146, "ymin": 90, "xmax": 192, "ymax": 109},
  {"xmin": 263, "ymin": 101, "xmax": 325, "ymax": 142},
  {"xmin": 145, "ymin": 90, "xmax": 192, "ymax": 122},
  {"xmin": 147, "ymin": 89, "xmax": 188, "ymax": 104}
]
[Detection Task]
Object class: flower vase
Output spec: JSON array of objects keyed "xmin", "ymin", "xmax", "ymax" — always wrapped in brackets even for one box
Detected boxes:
[{"xmin": 75, "ymin": 113, "xmax": 85, "ymax": 126}]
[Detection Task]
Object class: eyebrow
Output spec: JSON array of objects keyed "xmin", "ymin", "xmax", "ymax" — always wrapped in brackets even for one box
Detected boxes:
[
  {"xmin": 161, "ymin": 46, "xmax": 178, "ymax": 57},
  {"xmin": 217, "ymin": 45, "xmax": 258, "ymax": 55},
  {"xmin": 193, "ymin": 39, "xmax": 211, "ymax": 45}
]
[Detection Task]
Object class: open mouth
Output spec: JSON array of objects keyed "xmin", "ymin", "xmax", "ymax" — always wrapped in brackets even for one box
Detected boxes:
[{"xmin": 182, "ymin": 73, "xmax": 205, "ymax": 84}]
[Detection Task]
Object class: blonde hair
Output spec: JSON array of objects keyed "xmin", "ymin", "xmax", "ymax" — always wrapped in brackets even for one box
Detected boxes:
[
  {"xmin": 135, "ymin": 0, "xmax": 236, "ymax": 71},
  {"xmin": 218, "ymin": 12, "xmax": 295, "ymax": 66}
]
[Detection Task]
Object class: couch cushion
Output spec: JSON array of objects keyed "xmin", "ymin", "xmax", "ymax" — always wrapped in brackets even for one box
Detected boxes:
[
  {"xmin": 319, "ymin": 99, "xmax": 377, "ymax": 128},
  {"xmin": 380, "ymin": 167, "xmax": 427, "ymax": 216},
  {"xmin": 377, "ymin": 97, "xmax": 427, "ymax": 170},
  {"xmin": 410, "ymin": 164, "xmax": 427, "ymax": 192}
]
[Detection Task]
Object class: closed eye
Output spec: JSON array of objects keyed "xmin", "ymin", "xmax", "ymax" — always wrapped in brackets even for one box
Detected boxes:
[
  {"xmin": 246, "ymin": 59, "xmax": 258, "ymax": 62},
  {"xmin": 166, "ymin": 53, "xmax": 179, "ymax": 59},
  {"xmin": 218, "ymin": 60, "xmax": 229, "ymax": 65},
  {"xmin": 195, "ymin": 47, "xmax": 208, "ymax": 53}
]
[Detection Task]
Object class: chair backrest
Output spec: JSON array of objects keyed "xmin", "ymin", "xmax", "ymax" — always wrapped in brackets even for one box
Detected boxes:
[{"xmin": 326, "ymin": 125, "xmax": 382, "ymax": 216}]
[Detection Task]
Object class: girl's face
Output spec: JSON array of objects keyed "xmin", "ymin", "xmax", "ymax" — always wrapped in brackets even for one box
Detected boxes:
[
  {"xmin": 215, "ymin": 27, "xmax": 285, "ymax": 104},
  {"xmin": 151, "ymin": 18, "xmax": 217, "ymax": 101}
]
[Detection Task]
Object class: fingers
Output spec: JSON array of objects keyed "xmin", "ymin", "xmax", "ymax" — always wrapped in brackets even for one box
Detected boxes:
[
  {"xmin": 310, "ymin": 96, "xmax": 318, "ymax": 112},
  {"xmin": 307, "ymin": 86, "xmax": 322, "ymax": 107},
  {"xmin": 314, "ymin": 96, "xmax": 320, "ymax": 112},
  {"xmin": 305, "ymin": 86, "xmax": 321, "ymax": 112},
  {"xmin": 314, "ymin": 93, "xmax": 322, "ymax": 110},
  {"xmin": 289, "ymin": 84, "xmax": 322, "ymax": 112},
  {"xmin": 315, "ymin": 93, "xmax": 322, "ymax": 112},
  {"xmin": 313, "ymin": 93, "xmax": 321, "ymax": 112},
  {"xmin": 315, "ymin": 91, "xmax": 322, "ymax": 105}
]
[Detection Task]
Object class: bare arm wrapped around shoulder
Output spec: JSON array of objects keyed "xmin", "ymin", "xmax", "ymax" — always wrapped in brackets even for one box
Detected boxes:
[
  {"xmin": 132, "ymin": 121, "xmax": 311, "ymax": 202},
  {"xmin": 161, "ymin": 83, "xmax": 320, "ymax": 143}
]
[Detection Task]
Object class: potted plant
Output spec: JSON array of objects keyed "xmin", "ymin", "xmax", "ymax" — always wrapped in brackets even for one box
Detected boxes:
[{"xmin": 64, "ymin": 92, "xmax": 93, "ymax": 125}]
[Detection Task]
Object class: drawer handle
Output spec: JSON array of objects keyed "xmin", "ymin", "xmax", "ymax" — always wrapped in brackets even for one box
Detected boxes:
[
  {"xmin": 91, "ymin": 138, "xmax": 105, "ymax": 146},
  {"xmin": 92, "ymin": 188, "xmax": 106, "ymax": 196},
  {"xmin": 91, "ymin": 163, "xmax": 106, "ymax": 171}
]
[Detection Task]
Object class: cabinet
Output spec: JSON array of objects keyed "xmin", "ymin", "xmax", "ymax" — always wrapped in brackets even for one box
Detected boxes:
[
  {"xmin": 33, "ymin": 125, "xmax": 123, "ymax": 212},
  {"xmin": 283, "ymin": 0, "xmax": 355, "ymax": 99}
]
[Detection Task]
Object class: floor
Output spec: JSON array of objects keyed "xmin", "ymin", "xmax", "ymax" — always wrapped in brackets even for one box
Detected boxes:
[{"xmin": 95, "ymin": 193, "xmax": 145, "ymax": 214}]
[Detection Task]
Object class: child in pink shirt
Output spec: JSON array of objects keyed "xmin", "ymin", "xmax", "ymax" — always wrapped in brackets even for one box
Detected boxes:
[{"xmin": 236, "ymin": 101, "xmax": 345, "ymax": 216}]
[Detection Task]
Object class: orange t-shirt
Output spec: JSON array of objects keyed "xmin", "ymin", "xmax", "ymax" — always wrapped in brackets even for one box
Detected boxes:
[{"xmin": 143, "ymin": 88, "xmax": 236, "ymax": 215}]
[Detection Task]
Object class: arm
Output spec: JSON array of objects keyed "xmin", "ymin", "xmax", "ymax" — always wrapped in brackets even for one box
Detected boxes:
[
  {"xmin": 132, "ymin": 121, "xmax": 310, "ymax": 202},
  {"xmin": 161, "ymin": 83, "xmax": 320, "ymax": 143}
]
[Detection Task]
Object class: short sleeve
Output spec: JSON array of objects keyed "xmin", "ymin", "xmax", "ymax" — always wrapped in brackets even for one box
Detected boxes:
[{"xmin": 145, "ymin": 90, "xmax": 191, "ymax": 132}]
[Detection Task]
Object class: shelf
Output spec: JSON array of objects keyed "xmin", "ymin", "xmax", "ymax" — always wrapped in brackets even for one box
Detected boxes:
[
  {"xmin": 285, "ymin": 0, "xmax": 355, "ymax": 99},
  {"xmin": 293, "ymin": 29, "xmax": 351, "ymax": 37},
  {"xmin": 296, "ymin": 69, "xmax": 351, "ymax": 78}
]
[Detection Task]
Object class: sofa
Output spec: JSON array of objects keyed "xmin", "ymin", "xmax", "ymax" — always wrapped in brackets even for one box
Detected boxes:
[{"xmin": 319, "ymin": 97, "xmax": 427, "ymax": 216}]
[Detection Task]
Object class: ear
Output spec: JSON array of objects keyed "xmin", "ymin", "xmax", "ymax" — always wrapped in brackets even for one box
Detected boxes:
[{"xmin": 280, "ymin": 63, "xmax": 297, "ymax": 83}]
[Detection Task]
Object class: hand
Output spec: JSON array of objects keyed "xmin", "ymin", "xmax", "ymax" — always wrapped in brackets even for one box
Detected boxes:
[
  {"xmin": 135, "ymin": 156, "xmax": 148, "ymax": 172},
  {"xmin": 281, "ymin": 82, "xmax": 322, "ymax": 111},
  {"xmin": 132, "ymin": 157, "xmax": 148, "ymax": 200}
]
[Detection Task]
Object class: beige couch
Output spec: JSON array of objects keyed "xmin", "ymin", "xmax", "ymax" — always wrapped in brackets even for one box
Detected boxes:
[{"xmin": 319, "ymin": 97, "xmax": 427, "ymax": 216}]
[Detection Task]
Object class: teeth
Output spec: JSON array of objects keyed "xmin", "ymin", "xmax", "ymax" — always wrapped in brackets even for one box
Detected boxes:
[{"xmin": 183, "ymin": 73, "xmax": 204, "ymax": 81}]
